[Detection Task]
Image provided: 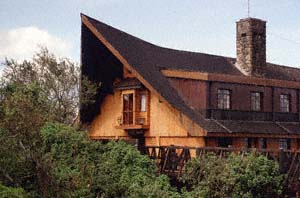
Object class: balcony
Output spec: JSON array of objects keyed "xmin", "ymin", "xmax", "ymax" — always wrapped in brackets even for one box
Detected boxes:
[
  {"xmin": 115, "ymin": 113, "xmax": 149, "ymax": 130},
  {"xmin": 204, "ymin": 109, "xmax": 299, "ymax": 122}
]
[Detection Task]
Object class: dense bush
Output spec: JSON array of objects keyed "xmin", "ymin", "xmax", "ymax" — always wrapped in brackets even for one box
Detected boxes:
[
  {"xmin": 181, "ymin": 152, "xmax": 284, "ymax": 198},
  {"xmin": 0, "ymin": 184, "xmax": 28, "ymax": 198},
  {"xmin": 41, "ymin": 123, "xmax": 179, "ymax": 197}
]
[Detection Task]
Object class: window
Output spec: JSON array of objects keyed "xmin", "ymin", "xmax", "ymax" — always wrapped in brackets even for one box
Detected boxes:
[
  {"xmin": 251, "ymin": 92, "xmax": 262, "ymax": 111},
  {"xmin": 123, "ymin": 94, "xmax": 133, "ymax": 124},
  {"xmin": 280, "ymin": 94, "xmax": 290, "ymax": 112},
  {"xmin": 218, "ymin": 138, "xmax": 232, "ymax": 148},
  {"xmin": 217, "ymin": 89, "xmax": 231, "ymax": 109},
  {"xmin": 279, "ymin": 138, "xmax": 291, "ymax": 150},
  {"xmin": 140, "ymin": 94, "xmax": 147, "ymax": 112},
  {"xmin": 245, "ymin": 138, "xmax": 258, "ymax": 148},
  {"xmin": 245, "ymin": 138, "xmax": 251, "ymax": 148},
  {"xmin": 260, "ymin": 138, "xmax": 267, "ymax": 149}
]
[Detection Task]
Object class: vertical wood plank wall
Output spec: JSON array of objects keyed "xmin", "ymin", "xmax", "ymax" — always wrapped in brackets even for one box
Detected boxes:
[
  {"xmin": 89, "ymin": 91, "xmax": 128, "ymax": 139},
  {"xmin": 89, "ymin": 87, "xmax": 205, "ymax": 147}
]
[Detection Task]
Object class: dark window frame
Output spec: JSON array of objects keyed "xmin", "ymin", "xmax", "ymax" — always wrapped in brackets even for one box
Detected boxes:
[
  {"xmin": 123, "ymin": 93, "xmax": 134, "ymax": 125},
  {"xmin": 245, "ymin": 138, "xmax": 258, "ymax": 149},
  {"xmin": 250, "ymin": 92, "xmax": 263, "ymax": 111},
  {"xmin": 280, "ymin": 94, "xmax": 291, "ymax": 113},
  {"xmin": 260, "ymin": 138, "xmax": 267, "ymax": 149},
  {"xmin": 217, "ymin": 89, "xmax": 231, "ymax": 110},
  {"xmin": 218, "ymin": 137, "xmax": 233, "ymax": 148},
  {"xmin": 279, "ymin": 138, "xmax": 291, "ymax": 150}
]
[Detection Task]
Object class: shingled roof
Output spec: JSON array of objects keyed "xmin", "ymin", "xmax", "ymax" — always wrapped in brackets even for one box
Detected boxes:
[{"xmin": 81, "ymin": 13, "xmax": 300, "ymax": 135}]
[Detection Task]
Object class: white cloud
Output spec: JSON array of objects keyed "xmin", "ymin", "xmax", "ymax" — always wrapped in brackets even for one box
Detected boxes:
[{"xmin": 0, "ymin": 26, "xmax": 72, "ymax": 61}]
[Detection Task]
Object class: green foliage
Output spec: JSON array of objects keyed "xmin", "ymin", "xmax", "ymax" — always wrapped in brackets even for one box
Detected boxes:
[
  {"xmin": 40, "ymin": 123, "xmax": 179, "ymax": 197},
  {"xmin": 181, "ymin": 152, "xmax": 284, "ymax": 198},
  {"xmin": 0, "ymin": 83, "xmax": 51, "ymax": 196},
  {"xmin": 228, "ymin": 153, "xmax": 284, "ymax": 198},
  {"xmin": 0, "ymin": 48, "xmax": 99, "ymax": 196},
  {"xmin": 40, "ymin": 122, "xmax": 104, "ymax": 197},
  {"xmin": 0, "ymin": 184, "xmax": 28, "ymax": 198},
  {"xmin": 1, "ymin": 47, "xmax": 98, "ymax": 124},
  {"xmin": 181, "ymin": 153, "xmax": 236, "ymax": 198},
  {"xmin": 97, "ymin": 141, "xmax": 179, "ymax": 198}
]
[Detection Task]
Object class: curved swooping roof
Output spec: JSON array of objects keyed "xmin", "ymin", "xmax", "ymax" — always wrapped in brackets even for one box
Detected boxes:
[{"xmin": 81, "ymin": 13, "xmax": 300, "ymax": 135}]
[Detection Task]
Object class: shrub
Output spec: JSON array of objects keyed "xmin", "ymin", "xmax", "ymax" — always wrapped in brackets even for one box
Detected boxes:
[{"xmin": 181, "ymin": 152, "xmax": 284, "ymax": 198}]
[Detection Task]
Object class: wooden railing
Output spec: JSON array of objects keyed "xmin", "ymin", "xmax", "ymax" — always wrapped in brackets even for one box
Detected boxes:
[
  {"xmin": 144, "ymin": 146, "xmax": 300, "ymax": 193},
  {"xmin": 203, "ymin": 109, "xmax": 299, "ymax": 122}
]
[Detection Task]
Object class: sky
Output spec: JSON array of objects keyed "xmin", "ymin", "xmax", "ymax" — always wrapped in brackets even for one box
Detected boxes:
[{"xmin": 1, "ymin": 0, "xmax": 300, "ymax": 69}]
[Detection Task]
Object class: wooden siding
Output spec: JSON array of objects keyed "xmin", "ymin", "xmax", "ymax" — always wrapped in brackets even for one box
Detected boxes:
[
  {"xmin": 89, "ymin": 86, "xmax": 206, "ymax": 144},
  {"xmin": 211, "ymin": 82, "xmax": 273, "ymax": 111},
  {"xmin": 168, "ymin": 78, "xmax": 207, "ymax": 110},
  {"xmin": 90, "ymin": 90, "xmax": 128, "ymax": 138},
  {"xmin": 146, "ymin": 92, "xmax": 203, "ymax": 137}
]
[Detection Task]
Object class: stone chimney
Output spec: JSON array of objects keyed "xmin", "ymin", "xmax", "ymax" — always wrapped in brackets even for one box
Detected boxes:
[{"xmin": 236, "ymin": 18, "xmax": 266, "ymax": 76}]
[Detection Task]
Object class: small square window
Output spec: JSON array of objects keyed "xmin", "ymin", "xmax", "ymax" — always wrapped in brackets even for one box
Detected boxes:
[
  {"xmin": 218, "ymin": 138, "xmax": 232, "ymax": 148},
  {"xmin": 279, "ymin": 138, "xmax": 291, "ymax": 150}
]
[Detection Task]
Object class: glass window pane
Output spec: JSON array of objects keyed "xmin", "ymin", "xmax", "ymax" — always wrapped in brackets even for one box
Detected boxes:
[
  {"xmin": 123, "ymin": 94, "xmax": 133, "ymax": 124},
  {"xmin": 280, "ymin": 94, "xmax": 290, "ymax": 112},
  {"xmin": 251, "ymin": 92, "xmax": 262, "ymax": 111},
  {"xmin": 141, "ymin": 94, "xmax": 146, "ymax": 112},
  {"xmin": 218, "ymin": 89, "xmax": 230, "ymax": 109}
]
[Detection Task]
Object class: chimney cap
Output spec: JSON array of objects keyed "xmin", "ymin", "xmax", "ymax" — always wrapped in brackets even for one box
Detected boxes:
[{"xmin": 237, "ymin": 17, "xmax": 266, "ymax": 23}]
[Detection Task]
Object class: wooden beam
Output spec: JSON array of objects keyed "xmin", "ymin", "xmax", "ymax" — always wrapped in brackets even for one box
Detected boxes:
[
  {"xmin": 162, "ymin": 69, "xmax": 300, "ymax": 90},
  {"xmin": 162, "ymin": 69, "xmax": 209, "ymax": 81},
  {"xmin": 206, "ymin": 132, "xmax": 300, "ymax": 139},
  {"xmin": 115, "ymin": 125, "xmax": 150, "ymax": 130}
]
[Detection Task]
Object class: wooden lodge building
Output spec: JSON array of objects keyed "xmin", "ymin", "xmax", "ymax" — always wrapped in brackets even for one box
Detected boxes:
[{"xmin": 80, "ymin": 14, "xmax": 300, "ymax": 152}]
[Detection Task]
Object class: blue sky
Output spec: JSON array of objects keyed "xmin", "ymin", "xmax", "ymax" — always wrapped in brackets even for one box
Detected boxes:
[{"xmin": 1, "ymin": 0, "xmax": 300, "ymax": 68}]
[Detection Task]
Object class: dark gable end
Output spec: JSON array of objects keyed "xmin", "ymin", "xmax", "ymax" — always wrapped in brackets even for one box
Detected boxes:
[
  {"xmin": 80, "ymin": 19, "xmax": 123, "ymax": 123},
  {"xmin": 80, "ymin": 13, "xmax": 300, "ymax": 135}
]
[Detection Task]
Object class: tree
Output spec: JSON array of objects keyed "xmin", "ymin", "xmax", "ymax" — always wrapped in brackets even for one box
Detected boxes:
[
  {"xmin": 0, "ymin": 48, "xmax": 98, "ymax": 196},
  {"xmin": 1, "ymin": 47, "xmax": 98, "ymax": 125},
  {"xmin": 181, "ymin": 152, "xmax": 284, "ymax": 198},
  {"xmin": 0, "ymin": 83, "xmax": 56, "ymax": 197}
]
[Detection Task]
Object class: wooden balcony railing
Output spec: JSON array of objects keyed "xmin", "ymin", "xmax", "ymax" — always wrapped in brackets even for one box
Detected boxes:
[
  {"xmin": 116, "ymin": 111, "xmax": 149, "ymax": 130},
  {"xmin": 203, "ymin": 109, "xmax": 299, "ymax": 122}
]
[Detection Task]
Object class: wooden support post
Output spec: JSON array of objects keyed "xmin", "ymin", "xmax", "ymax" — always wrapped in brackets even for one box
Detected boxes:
[
  {"xmin": 272, "ymin": 86, "xmax": 275, "ymax": 121},
  {"xmin": 206, "ymin": 81, "xmax": 212, "ymax": 118},
  {"xmin": 298, "ymin": 89, "xmax": 300, "ymax": 122}
]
